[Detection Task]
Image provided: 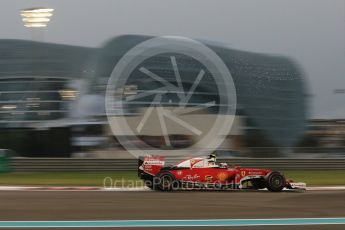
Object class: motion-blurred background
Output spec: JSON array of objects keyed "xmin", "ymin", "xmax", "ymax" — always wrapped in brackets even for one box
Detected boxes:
[{"xmin": 0, "ymin": 0, "xmax": 344, "ymax": 160}]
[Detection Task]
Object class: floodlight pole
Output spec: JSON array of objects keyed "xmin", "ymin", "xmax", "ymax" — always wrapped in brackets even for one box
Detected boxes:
[{"xmin": 20, "ymin": 7, "xmax": 54, "ymax": 42}]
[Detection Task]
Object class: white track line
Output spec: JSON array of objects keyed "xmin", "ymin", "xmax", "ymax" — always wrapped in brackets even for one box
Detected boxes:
[
  {"xmin": 307, "ymin": 186, "xmax": 345, "ymax": 191},
  {"xmin": 0, "ymin": 186, "xmax": 344, "ymax": 191},
  {"xmin": 0, "ymin": 186, "xmax": 150, "ymax": 191}
]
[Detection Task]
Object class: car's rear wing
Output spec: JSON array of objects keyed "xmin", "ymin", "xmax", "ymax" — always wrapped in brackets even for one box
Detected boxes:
[{"xmin": 138, "ymin": 155, "xmax": 165, "ymax": 177}]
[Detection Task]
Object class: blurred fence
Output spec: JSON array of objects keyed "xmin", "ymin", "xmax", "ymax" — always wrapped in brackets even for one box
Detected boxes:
[{"xmin": 9, "ymin": 158, "xmax": 345, "ymax": 172}]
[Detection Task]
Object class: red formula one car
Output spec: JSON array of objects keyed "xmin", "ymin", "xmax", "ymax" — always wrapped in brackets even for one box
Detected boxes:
[{"xmin": 138, "ymin": 155, "xmax": 306, "ymax": 192}]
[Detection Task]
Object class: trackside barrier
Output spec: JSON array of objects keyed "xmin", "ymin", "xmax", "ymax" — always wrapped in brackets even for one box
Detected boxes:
[
  {"xmin": 0, "ymin": 150, "xmax": 11, "ymax": 173},
  {"xmin": 9, "ymin": 158, "xmax": 345, "ymax": 172}
]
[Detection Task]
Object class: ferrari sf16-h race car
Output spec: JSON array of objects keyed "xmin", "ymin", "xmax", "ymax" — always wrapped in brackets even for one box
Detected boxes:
[{"xmin": 138, "ymin": 155, "xmax": 306, "ymax": 192}]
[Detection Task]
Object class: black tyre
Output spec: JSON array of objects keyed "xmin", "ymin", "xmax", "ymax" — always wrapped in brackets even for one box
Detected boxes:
[
  {"xmin": 265, "ymin": 171, "xmax": 286, "ymax": 192},
  {"xmin": 156, "ymin": 172, "xmax": 179, "ymax": 191}
]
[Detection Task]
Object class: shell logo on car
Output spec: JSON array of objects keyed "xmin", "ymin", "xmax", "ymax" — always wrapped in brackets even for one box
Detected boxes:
[{"xmin": 217, "ymin": 172, "xmax": 229, "ymax": 182}]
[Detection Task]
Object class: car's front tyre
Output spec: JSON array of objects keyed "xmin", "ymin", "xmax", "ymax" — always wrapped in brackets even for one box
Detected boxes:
[{"xmin": 265, "ymin": 171, "xmax": 286, "ymax": 192}]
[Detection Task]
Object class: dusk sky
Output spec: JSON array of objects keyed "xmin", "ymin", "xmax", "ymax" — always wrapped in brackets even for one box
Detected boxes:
[{"xmin": 1, "ymin": 0, "xmax": 344, "ymax": 118}]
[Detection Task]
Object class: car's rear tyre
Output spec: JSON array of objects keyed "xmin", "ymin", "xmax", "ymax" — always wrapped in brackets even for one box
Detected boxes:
[
  {"xmin": 265, "ymin": 171, "xmax": 286, "ymax": 192},
  {"xmin": 156, "ymin": 172, "xmax": 179, "ymax": 191}
]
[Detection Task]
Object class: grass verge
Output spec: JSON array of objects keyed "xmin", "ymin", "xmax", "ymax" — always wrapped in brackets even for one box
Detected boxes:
[
  {"xmin": 284, "ymin": 170, "xmax": 345, "ymax": 186},
  {"xmin": 0, "ymin": 170, "xmax": 344, "ymax": 187},
  {"xmin": 0, "ymin": 171, "xmax": 140, "ymax": 187}
]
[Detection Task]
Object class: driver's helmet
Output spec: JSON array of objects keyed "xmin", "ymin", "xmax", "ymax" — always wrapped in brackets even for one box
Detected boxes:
[{"xmin": 208, "ymin": 153, "xmax": 217, "ymax": 163}]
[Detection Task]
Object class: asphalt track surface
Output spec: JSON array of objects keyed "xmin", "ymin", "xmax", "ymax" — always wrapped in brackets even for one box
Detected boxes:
[{"xmin": 0, "ymin": 190, "xmax": 344, "ymax": 229}]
